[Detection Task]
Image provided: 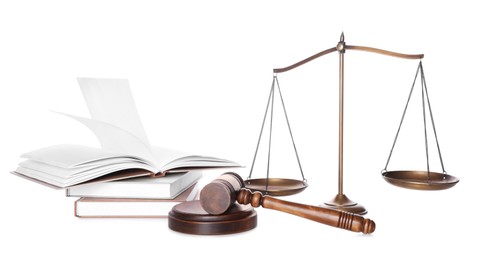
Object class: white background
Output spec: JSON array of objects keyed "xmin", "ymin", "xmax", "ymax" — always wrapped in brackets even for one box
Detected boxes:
[{"xmin": 1, "ymin": 1, "xmax": 479, "ymax": 259}]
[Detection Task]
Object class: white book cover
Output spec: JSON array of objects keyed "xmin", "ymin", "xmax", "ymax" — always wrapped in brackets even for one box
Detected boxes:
[
  {"xmin": 66, "ymin": 170, "xmax": 203, "ymax": 199},
  {"xmin": 74, "ymin": 181, "xmax": 200, "ymax": 218}
]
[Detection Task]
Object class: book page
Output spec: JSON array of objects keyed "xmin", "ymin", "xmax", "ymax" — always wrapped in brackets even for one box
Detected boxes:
[
  {"xmin": 58, "ymin": 113, "xmax": 156, "ymax": 164},
  {"xmin": 151, "ymin": 146, "xmax": 241, "ymax": 172},
  {"xmin": 77, "ymin": 78, "xmax": 151, "ymax": 147},
  {"xmin": 19, "ymin": 157, "xmax": 152, "ymax": 178},
  {"xmin": 20, "ymin": 144, "xmax": 127, "ymax": 168},
  {"xmin": 150, "ymin": 146, "xmax": 191, "ymax": 167}
]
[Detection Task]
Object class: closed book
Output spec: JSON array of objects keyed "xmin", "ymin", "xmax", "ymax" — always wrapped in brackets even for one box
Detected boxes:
[
  {"xmin": 66, "ymin": 170, "xmax": 202, "ymax": 199},
  {"xmin": 74, "ymin": 182, "xmax": 199, "ymax": 218}
]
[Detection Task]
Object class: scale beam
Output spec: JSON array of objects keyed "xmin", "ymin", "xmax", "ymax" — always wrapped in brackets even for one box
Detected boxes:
[{"xmin": 273, "ymin": 43, "xmax": 423, "ymax": 74}]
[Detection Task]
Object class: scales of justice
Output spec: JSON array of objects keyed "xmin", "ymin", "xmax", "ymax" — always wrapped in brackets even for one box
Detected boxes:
[{"xmin": 244, "ymin": 32, "xmax": 459, "ymax": 215}]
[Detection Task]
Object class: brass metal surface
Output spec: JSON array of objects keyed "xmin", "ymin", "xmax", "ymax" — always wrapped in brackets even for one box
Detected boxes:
[
  {"xmin": 337, "ymin": 35, "xmax": 345, "ymax": 195},
  {"xmin": 320, "ymin": 33, "xmax": 367, "ymax": 215},
  {"xmin": 382, "ymin": 171, "xmax": 459, "ymax": 190},
  {"xmin": 244, "ymin": 178, "xmax": 307, "ymax": 196},
  {"xmin": 345, "ymin": 45, "xmax": 424, "ymax": 59},
  {"xmin": 273, "ymin": 34, "xmax": 423, "ymax": 74},
  {"xmin": 273, "ymin": 47, "xmax": 337, "ymax": 73},
  {"xmin": 323, "ymin": 194, "xmax": 367, "ymax": 215}
]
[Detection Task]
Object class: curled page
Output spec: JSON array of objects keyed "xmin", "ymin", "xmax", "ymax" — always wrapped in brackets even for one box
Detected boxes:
[
  {"xmin": 56, "ymin": 112, "xmax": 156, "ymax": 165},
  {"xmin": 77, "ymin": 78, "xmax": 151, "ymax": 146}
]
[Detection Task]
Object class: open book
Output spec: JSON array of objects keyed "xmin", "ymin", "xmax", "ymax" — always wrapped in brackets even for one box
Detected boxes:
[
  {"xmin": 14, "ymin": 144, "xmax": 237, "ymax": 188},
  {"xmin": 13, "ymin": 78, "xmax": 240, "ymax": 188}
]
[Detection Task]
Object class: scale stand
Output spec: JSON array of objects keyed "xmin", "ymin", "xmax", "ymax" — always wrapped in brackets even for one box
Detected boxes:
[{"xmin": 322, "ymin": 34, "xmax": 367, "ymax": 214}]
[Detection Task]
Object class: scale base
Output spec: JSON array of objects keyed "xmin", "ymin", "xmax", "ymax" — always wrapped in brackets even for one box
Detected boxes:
[{"xmin": 322, "ymin": 194, "xmax": 367, "ymax": 215}]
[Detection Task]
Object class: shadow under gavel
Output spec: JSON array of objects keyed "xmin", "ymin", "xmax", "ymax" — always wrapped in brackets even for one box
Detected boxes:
[{"xmin": 200, "ymin": 172, "xmax": 375, "ymax": 234}]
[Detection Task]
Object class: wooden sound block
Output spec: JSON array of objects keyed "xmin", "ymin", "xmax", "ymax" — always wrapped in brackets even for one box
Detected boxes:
[{"xmin": 168, "ymin": 200, "xmax": 257, "ymax": 235}]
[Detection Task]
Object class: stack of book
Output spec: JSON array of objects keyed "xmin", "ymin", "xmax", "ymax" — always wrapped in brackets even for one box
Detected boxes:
[
  {"xmin": 70, "ymin": 170, "xmax": 203, "ymax": 218},
  {"xmin": 11, "ymin": 78, "xmax": 240, "ymax": 217}
]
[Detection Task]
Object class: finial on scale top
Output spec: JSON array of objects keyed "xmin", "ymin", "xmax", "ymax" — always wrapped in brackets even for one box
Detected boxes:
[{"xmin": 337, "ymin": 32, "xmax": 346, "ymax": 53}]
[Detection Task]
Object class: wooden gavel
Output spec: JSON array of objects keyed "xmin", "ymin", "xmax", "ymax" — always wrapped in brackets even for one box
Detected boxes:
[{"xmin": 200, "ymin": 172, "xmax": 375, "ymax": 234}]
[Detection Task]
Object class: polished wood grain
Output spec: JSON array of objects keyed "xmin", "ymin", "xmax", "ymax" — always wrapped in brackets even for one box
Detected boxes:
[
  {"xmin": 237, "ymin": 188, "xmax": 375, "ymax": 234},
  {"xmin": 168, "ymin": 200, "xmax": 257, "ymax": 235},
  {"xmin": 200, "ymin": 172, "xmax": 244, "ymax": 215}
]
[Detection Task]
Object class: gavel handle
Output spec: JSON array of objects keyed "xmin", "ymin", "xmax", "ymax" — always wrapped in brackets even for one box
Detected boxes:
[{"xmin": 237, "ymin": 188, "xmax": 375, "ymax": 234}]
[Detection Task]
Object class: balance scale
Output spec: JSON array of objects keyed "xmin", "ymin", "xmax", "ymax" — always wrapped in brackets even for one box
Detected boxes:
[{"xmin": 245, "ymin": 32, "xmax": 459, "ymax": 215}]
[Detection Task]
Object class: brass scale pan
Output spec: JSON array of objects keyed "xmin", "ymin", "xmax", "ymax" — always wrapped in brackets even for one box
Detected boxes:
[
  {"xmin": 245, "ymin": 72, "xmax": 308, "ymax": 196},
  {"xmin": 382, "ymin": 171, "xmax": 459, "ymax": 190},
  {"xmin": 245, "ymin": 178, "xmax": 307, "ymax": 196},
  {"xmin": 381, "ymin": 61, "xmax": 459, "ymax": 191}
]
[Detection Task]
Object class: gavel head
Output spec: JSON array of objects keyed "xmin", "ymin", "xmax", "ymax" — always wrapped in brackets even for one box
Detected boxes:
[{"xmin": 200, "ymin": 172, "xmax": 244, "ymax": 215}]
